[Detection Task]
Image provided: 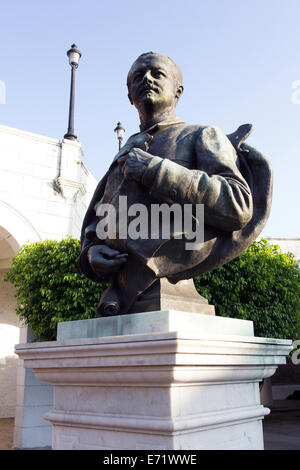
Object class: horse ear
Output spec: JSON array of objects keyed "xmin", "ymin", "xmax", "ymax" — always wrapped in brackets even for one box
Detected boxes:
[{"xmin": 227, "ymin": 124, "xmax": 253, "ymax": 149}]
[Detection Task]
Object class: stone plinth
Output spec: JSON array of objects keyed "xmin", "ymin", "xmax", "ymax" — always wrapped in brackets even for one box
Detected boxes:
[{"xmin": 15, "ymin": 310, "xmax": 292, "ymax": 450}]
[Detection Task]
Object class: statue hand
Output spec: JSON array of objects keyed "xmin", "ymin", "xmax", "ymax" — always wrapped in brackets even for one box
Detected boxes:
[
  {"xmin": 87, "ymin": 245, "xmax": 128, "ymax": 276},
  {"xmin": 118, "ymin": 148, "xmax": 153, "ymax": 182}
]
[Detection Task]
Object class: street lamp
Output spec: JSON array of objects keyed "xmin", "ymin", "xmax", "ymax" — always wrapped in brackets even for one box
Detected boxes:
[
  {"xmin": 114, "ymin": 122, "xmax": 125, "ymax": 150},
  {"xmin": 64, "ymin": 44, "xmax": 82, "ymax": 141}
]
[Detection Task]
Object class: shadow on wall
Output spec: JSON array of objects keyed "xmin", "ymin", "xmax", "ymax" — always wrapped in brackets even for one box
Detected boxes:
[
  {"xmin": 0, "ymin": 352, "xmax": 19, "ymax": 418},
  {"xmin": 0, "ymin": 270, "xmax": 21, "ymax": 419}
]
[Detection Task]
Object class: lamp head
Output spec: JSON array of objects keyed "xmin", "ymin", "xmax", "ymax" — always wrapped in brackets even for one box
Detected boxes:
[{"xmin": 67, "ymin": 44, "xmax": 82, "ymax": 68}]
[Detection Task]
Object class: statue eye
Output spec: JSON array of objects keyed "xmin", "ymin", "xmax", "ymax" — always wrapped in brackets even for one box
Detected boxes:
[{"xmin": 153, "ymin": 70, "xmax": 165, "ymax": 78}]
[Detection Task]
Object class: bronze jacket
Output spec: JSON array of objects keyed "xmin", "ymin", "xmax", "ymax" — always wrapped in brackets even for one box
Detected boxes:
[{"xmin": 79, "ymin": 119, "xmax": 272, "ymax": 293}]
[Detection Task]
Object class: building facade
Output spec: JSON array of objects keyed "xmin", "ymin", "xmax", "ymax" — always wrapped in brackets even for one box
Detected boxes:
[
  {"xmin": 0, "ymin": 124, "xmax": 97, "ymax": 445},
  {"xmin": 265, "ymin": 237, "xmax": 300, "ymax": 266}
]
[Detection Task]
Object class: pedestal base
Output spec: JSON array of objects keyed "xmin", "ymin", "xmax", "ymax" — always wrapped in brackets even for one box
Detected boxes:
[
  {"xmin": 130, "ymin": 278, "xmax": 215, "ymax": 315},
  {"xmin": 16, "ymin": 310, "xmax": 292, "ymax": 450}
]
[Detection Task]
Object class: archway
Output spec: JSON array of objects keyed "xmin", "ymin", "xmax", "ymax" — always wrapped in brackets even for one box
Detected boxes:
[
  {"xmin": 0, "ymin": 226, "xmax": 20, "ymax": 418},
  {"xmin": 0, "ymin": 202, "xmax": 41, "ymax": 418}
]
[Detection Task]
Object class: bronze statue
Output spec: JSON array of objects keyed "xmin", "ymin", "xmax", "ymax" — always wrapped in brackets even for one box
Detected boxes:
[{"xmin": 79, "ymin": 52, "xmax": 272, "ymax": 317}]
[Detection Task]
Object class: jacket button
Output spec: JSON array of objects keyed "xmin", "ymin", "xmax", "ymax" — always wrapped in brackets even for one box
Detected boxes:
[{"xmin": 170, "ymin": 188, "xmax": 177, "ymax": 198}]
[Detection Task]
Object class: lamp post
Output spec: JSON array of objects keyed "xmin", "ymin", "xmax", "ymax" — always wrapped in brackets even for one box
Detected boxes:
[
  {"xmin": 64, "ymin": 44, "xmax": 82, "ymax": 141},
  {"xmin": 114, "ymin": 122, "xmax": 125, "ymax": 150}
]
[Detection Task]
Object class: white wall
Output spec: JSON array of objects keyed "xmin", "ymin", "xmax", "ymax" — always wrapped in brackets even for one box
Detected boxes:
[
  {"xmin": 0, "ymin": 123, "xmax": 97, "ymax": 445},
  {"xmin": 0, "ymin": 269, "xmax": 19, "ymax": 418},
  {"xmin": 0, "ymin": 124, "xmax": 97, "ymax": 241},
  {"xmin": 265, "ymin": 237, "xmax": 300, "ymax": 265}
]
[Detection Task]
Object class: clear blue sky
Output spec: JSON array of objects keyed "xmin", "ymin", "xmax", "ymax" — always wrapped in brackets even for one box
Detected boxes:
[{"xmin": 1, "ymin": 0, "xmax": 300, "ymax": 237}]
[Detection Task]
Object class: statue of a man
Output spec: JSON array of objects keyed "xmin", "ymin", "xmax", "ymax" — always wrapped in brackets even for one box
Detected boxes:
[{"xmin": 79, "ymin": 52, "xmax": 272, "ymax": 316}]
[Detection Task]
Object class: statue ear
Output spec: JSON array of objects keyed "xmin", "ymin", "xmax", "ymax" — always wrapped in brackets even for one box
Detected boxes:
[
  {"xmin": 175, "ymin": 85, "xmax": 184, "ymax": 103},
  {"xmin": 176, "ymin": 85, "xmax": 184, "ymax": 98}
]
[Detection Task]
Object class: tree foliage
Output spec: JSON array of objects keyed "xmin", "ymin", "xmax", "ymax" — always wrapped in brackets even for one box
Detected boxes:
[
  {"xmin": 4, "ymin": 237, "xmax": 104, "ymax": 340},
  {"xmin": 4, "ymin": 237, "xmax": 300, "ymax": 342},
  {"xmin": 194, "ymin": 239, "xmax": 300, "ymax": 340}
]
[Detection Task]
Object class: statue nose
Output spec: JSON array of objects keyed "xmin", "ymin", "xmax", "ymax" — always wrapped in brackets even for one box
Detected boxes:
[{"xmin": 143, "ymin": 71, "xmax": 153, "ymax": 84}]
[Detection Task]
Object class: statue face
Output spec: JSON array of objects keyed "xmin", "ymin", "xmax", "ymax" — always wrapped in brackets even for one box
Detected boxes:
[{"xmin": 127, "ymin": 54, "xmax": 183, "ymax": 115}]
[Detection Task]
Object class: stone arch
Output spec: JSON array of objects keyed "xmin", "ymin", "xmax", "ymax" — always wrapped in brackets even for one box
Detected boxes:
[
  {"xmin": 0, "ymin": 200, "xmax": 41, "ymax": 248},
  {"xmin": 0, "ymin": 200, "xmax": 41, "ymax": 418}
]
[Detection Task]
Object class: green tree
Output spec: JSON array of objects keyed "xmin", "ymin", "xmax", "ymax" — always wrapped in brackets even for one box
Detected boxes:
[
  {"xmin": 194, "ymin": 239, "xmax": 300, "ymax": 340},
  {"xmin": 4, "ymin": 237, "xmax": 300, "ymax": 342},
  {"xmin": 4, "ymin": 237, "xmax": 105, "ymax": 341}
]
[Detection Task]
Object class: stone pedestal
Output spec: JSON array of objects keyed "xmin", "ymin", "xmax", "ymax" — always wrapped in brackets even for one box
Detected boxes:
[
  {"xmin": 130, "ymin": 278, "xmax": 215, "ymax": 315},
  {"xmin": 15, "ymin": 310, "xmax": 292, "ymax": 450},
  {"xmin": 13, "ymin": 326, "xmax": 52, "ymax": 450}
]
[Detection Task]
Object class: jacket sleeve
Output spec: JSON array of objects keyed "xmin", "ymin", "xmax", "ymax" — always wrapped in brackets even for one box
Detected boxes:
[
  {"xmin": 141, "ymin": 126, "xmax": 253, "ymax": 232},
  {"xmin": 78, "ymin": 172, "xmax": 111, "ymax": 283}
]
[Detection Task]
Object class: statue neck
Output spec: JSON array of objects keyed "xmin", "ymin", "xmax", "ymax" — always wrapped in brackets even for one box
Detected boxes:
[{"xmin": 139, "ymin": 108, "xmax": 177, "ymax": 132}]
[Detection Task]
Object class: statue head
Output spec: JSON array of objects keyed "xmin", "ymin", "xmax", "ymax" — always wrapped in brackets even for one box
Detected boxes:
[{"xmin": 127, "ymin": 52, "xmax": 184, "ymax": 117}]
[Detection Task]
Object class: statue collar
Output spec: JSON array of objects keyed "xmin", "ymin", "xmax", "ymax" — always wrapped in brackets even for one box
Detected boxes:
[
  {"xmin": 112, "ymin": 117, "xmax": 184, "ymax": 163},
  {"xmin": 140, "ymin": 116, "xmax": 185, "ymax": 133}
]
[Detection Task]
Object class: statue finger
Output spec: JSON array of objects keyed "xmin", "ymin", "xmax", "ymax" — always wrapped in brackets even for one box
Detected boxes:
[
  {"xmin": 97, "ymin": 245, "xmax": 126, "ymax": 259},
  {"xmin": 98, "ymin": 257, "xmax": 127, "ymax": 272}
]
